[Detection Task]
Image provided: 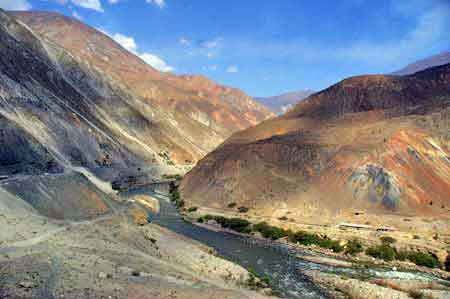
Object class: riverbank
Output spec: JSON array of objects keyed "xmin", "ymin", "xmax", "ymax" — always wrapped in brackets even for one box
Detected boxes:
[
  {"xmin": 188, "ymin": 217, "xmax": 450, "ymax": 298},
  {"xmin": 188, "ymin": 216, "xmax": 450, "ymax": 280},
  {"xmin": 0, "ymin": 201, "xmax": 275, "ymax": 299}
]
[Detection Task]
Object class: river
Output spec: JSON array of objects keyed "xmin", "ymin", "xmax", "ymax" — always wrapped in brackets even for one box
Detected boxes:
[{"xmin": 121, "ymin": 185, "xmax": 449, "ymax": 299}]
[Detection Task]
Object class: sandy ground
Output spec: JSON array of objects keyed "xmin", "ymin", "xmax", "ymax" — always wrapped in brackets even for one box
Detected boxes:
[
  {"xmin": 305, "ymin": 270, "xmax": 450, "ymax": 299},
  {"xmin": 192, "ymin": 206, "xmax": 450, "ymax": 265},
  {"xmin": 0, "ymin": 208, "xmax": 272, "ymax": 299}
]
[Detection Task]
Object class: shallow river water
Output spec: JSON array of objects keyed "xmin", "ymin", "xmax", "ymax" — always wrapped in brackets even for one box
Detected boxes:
[{"xmin": 121, "ymin": 185, "xmax": 448, "ymax": 299}]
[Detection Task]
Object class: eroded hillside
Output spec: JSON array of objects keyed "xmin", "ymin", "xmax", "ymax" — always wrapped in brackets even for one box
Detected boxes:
[
  {"xmin": 13, "ymin": 11, "xmax": 273, "ymax": 166},
  {"xmin": 181, "ymin": 64, "xmax": 450, "ymax": 219}
]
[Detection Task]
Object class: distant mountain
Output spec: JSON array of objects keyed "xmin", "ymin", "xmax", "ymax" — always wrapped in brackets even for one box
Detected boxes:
[
  {"xmin": 181, "ymin": 64, "xmax": 450, "ymax": 218},
  {"xmin": 392, "ymin": 51, "xmax": 450, "ymax": 75},
  {"xmin": 255, "ymin": 90, "xmax": 315, "ymax": 114}
]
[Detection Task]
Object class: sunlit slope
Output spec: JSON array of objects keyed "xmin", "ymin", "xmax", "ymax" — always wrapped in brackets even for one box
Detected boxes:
[{"xmin": 181, "ymin": 64, "xmax": 450, "ymax": 217}]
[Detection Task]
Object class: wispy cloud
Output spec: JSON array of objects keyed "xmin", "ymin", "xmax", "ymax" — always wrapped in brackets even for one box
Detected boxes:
[
  {"xmin": 139, "ymin": 53, "xmax": 173, "ymax": 72},
  {"xmin": 333, "ymin": 0, "xmax": 450, "ymax": 65},
  {"xmin": 179, "ymin": 37, "xmax": 191, "ymax": 46},
  {"xmin": 0, "ymin": 0, "xmax": 31, "ymax": 10},
  {"xmin": 51, "ymin": 0, "xmax": 103, "ymax": 12},
  {"xmin": 200, "ymin": 38, "xmax": 222, "ymax": 49},
  {"xmin": 71, "ymin": 0, "xmax": 103, "ymax": 12},
  {"xmin": 226, "ymin": 65, "xmax": 239, "ymax": 73},
  {"xmin": 146, "ymin": 0, "xmax": 165, "ymax": 9},
  {"xmin": 222, "ymin": 0, "xmax": 449, "ymax": 70},
  {"xmin": 112, "ymin": 33, "xmax": 138, "ymax": 52},
  {"xmin": 102, "ymin": 30, "xmax": 174, "ymax": 72}
]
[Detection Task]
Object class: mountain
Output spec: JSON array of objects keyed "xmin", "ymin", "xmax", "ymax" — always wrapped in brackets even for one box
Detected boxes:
[
  {"xmin": 255, "ymin": 90, "xmax": 315, "ymax": 114},
  {"xmin": 0, "ymin": 10, "xmax": 272, "ymax": 298},
  {"xmin": 0, "ymin": 8, "xmax": 274, "ymax": 218},
  {"xmin": 392, "ymin": 51, "xmax": 450, "ymax": 75},
  {"xmin": 11, "ymin": 11, "xmax": 273, "ymax": 169},
  {"xmin": 181, "ymin": 64, "xmax": 450, "ymax": 220}
]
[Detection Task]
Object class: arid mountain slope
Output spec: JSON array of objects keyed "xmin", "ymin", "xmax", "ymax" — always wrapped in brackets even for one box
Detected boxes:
[
  {"xmin": 181, "ymin": 64, "xmax": 450, "ymax": 218},
  {"xmin": 12, "ymin": 11, "xmax": 273, "ymax": 165},
  {"xmin": 392, "ymin": 51, "xmax": 450, "ymax": 75},
  {"xmin": 255, "ymin": 90, "xmax": 316, "ymax": 114},
  {"xmin": 0, "ymin": 9, "xmax": 271, "ymax": 218}
]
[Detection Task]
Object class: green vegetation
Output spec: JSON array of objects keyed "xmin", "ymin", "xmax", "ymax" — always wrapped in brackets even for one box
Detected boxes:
[
  {"xmin": 406, "ymin": 251, "xmax": 439, "ymax": 268},
  {"xmin": 366, "ymin": 244, "xmax": 396, "ymax": 261},
  {"xmin": 345, "ymin": 239, "xmax": 364, "ymax": 255},
  {"xmin": 380, "ymin": 236, "xmax": 397, "ymax": 244},
  {"xmin": 227, "ymin": 202, "xmax": 237, "ymax": 208},
  {"xmin": 197, "ymin": 215, "xmax": 252, "ymax": 233},
  {"xmin": 246, "ymin": 267, "xmax": 270, "ymax": 290},
  {"xmin": 162, "ymin": 174, "xmax": 183, "ymax": 181},
  {"xmin": 194, "ymin": 214, "xmax": 445, "ymax": 271},
  {"xmin": 365, "ymin": 242, "xmax": 439, "ymax": 268},
  {"xmin": 288, "ymin": 231, "xmax": 343, "ymax": 253},
  {"xmin": 169, "ymin": 182, "xmax": 184, "ymax": 208},
  {"xmin": 253, "ymin": 222, "xmax": 290, "ymax": 240},
  {"xmin": 187, "ymin": 206, "xmax": 198, "ymax": 213}
]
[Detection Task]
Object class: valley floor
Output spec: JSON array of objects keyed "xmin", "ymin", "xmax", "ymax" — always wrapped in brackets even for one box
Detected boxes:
[{"xmin": 0, "ymin": 203, "xmax": 271, "ymax": 299}]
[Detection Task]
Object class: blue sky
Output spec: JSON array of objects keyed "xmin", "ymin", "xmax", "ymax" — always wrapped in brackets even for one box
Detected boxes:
[{"xmin": 2, "ymin": 0, "xmax": 450, "ymax": 97}]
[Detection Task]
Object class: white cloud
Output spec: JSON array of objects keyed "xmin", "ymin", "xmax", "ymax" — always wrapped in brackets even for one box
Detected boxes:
[
  {"xmin": 139, "ymin": 53, "xmax": 173, "ymax": 72},
  {"xmin": 146, "ymin": 0, "xmax": 165, "ymax": 9},
  {"xmin": 65, "ymin": 0, "xmax": 103, "ymax": 12},
  {"xmin": 101, "ymin": 30, "xmax": 174, "ymax": 72},
  {"xmin": 226, "ymin": 65, "xmax": 238, "ymax": 73},
  {"xmin": 0, "ymin": 0, "xmax": 31, "ymax": 10},
  {"xmin": 112, "ymin": 33, "xmax": 138, "ymax": 53},
  {"xmin": 72, "ymin": 11, "xmax": 83, "ymax": 20},
  {"xmin": 201, "ymin": 38, "xmax": 222, "ymax": 49},
  {"xmin": 179, "ymin": 37, "xmax": 191, "ymax": 46}
]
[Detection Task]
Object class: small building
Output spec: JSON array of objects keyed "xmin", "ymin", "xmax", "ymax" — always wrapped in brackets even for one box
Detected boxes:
[
  {"xmin": 376, "ymin": 226, "xmax": 397, "ymax": 232},
  {"xmin": 339, "ymin": 222, "xmax": 374, "ymax": 230}
]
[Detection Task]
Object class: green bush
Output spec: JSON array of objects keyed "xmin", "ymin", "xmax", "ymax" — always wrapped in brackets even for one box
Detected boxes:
[
  {"xmin": 253, "ymin": 222, "xmax": 289, "ymax": 240},
  {"xmin": 317, "ymin": 238, "xmax": 344, "ymax": 253},
  {"xmin": 288, "ymin": 231, "xmax": 321, "ymax": 246},
  {"xmin": 227, "ymin": 202, "xmax": 237, "ymax": 208},
  {"xmin": 380, "ymin": 236, "xmax": 397, "ymax": 244},
  {"xmin": 407, "ymin": 252, "xmax": 438, "ymax": 268},
  {"xmin": 366, "ymin": 244, "xmax": 396, "ymax": 261},
  {"xmin": 287, "ymin": 231, "xmax": 343, "ymax": 252},
  {"xmin": 187, "ymin": 206, "xmax": 198, "ymax": 212},
  {"xmin": 345, "ymin": 239, "xmax": 364, "ymax": 255},
  {"xmin": 197, "ymin": 215, "xmax": 252, "ymax": 233}
]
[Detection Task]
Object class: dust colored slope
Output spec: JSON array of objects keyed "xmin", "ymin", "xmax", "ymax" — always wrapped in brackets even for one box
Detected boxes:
[
  {"xmin": 181, "ymin": 64, "xmax": 450, "ymax": 218},
  {"xmin": 12, "ymin": 11, "xmax": 274, "ymax": 165}
]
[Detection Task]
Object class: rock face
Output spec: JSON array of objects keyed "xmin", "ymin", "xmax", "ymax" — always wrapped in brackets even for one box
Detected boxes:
[
  {"xmin": 392, "ymin": 51, "xmax": 450, "ymax": 76},
  {"xmin": 12, "ymin": 11, "xmax": 273, "ymax": 166},
  {"xmin": 0, "ymin": 10, "xmax": 271, "ymax": 219},
  {"xmin": 255, "ymin": 90, "xmax": 315, "ymax": 114},
  {"xmin": 181, "ymin": 64, "xmax": 450, "ymax": 217}
]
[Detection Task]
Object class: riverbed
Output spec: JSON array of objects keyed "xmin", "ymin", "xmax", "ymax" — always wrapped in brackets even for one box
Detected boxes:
[{"xmin": 121, "ymin": 185, "xmax": 449, "ymax": 299}]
